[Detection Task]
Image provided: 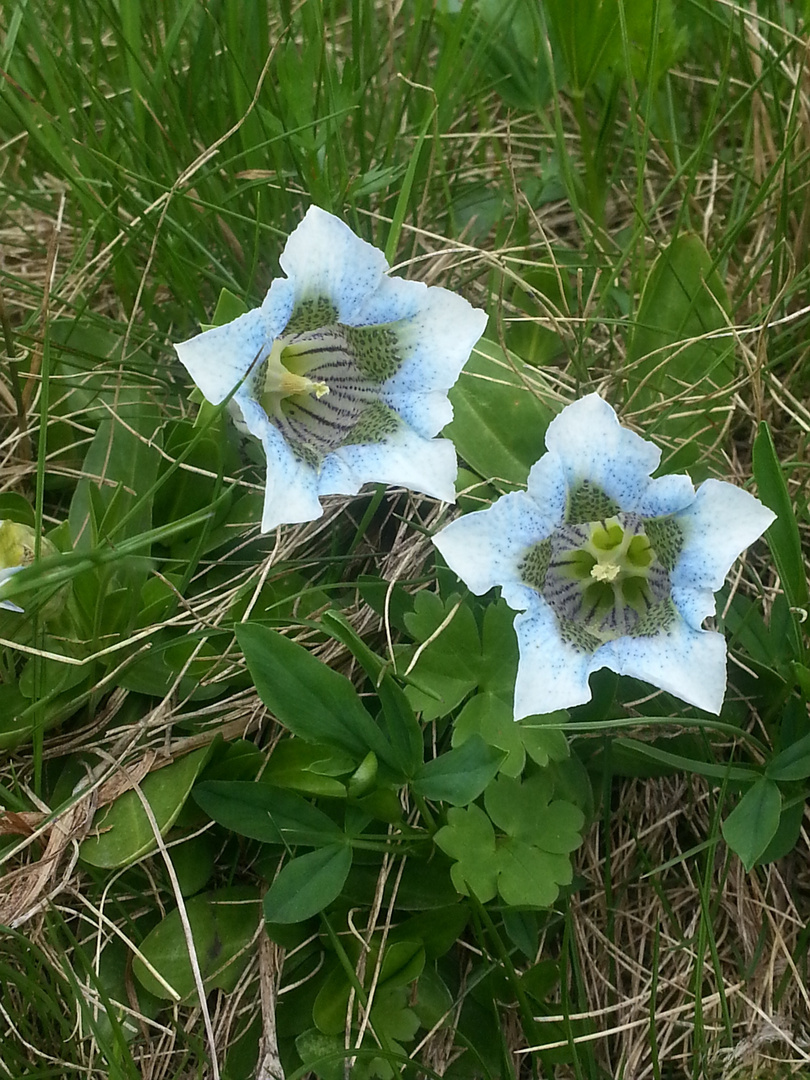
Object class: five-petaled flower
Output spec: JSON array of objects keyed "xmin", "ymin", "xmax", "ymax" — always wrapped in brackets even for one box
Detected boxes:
[
  {"xmin": 433, "ymin": 394, "xmax": 776, "ymax": 717},
  {"xmin": 175, "ymin": 207, "xmax": 487, "ymax": 532}
]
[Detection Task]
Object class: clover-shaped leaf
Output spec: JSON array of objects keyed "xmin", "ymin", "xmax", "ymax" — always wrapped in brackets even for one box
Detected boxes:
[
  {"xmin": 434, "ymin": 805, "xmax": 499, "ymax": 902},
  {"xmin": 485, "ymin": 774, "xmax": 585, "ymax": 853},
  {"xmin": 496, "ymin": 839, "xmax": 572, "ymax": 907}
]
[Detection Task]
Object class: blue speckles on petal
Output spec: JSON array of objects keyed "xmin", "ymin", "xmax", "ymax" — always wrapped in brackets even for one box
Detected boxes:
[
  {"xmin": 321, "ymin": 427, "xmax": 457, "ymax": 503},
  {"xmin": 279, "ymin": 206, "xmax": 389, "ymax": 323},
  {"xmin": 671, "ymin": 479, "xmax": 776, "ymax": 593},
  {"xmin": 637, "ymin": 472, "xmax": 696, "ymax": 518},
  {"xmin": 545, "ymin": 393, "xmax": 660, "ymax": 511},
  {"xmin": 602, "ymin": 615, "xmax": 728, "ymax": 714},
  {"xmin": 513, "ymin": 601, "xmax": 595, "ymax": 717},
  {"xmin": 434, "ymin": 491, "xmax": 553, "ymax": 598},
  {"xmin": 238, "ymin": 396, "xmax": 323, "ymax": 531},
  {"xmin": 382, "ymin": 287, "xmax": 489, "ymax": 395},
  {"xmin": 525, "ymin": 453, "xmax": 567, "ymax": 530},
  {"xmin": 174, "ymin": 308, "xmax": 270, "ymax": 405},
  {"xmin": 432, "ymin": 393, "xmax": 774, "ymax": 718}
]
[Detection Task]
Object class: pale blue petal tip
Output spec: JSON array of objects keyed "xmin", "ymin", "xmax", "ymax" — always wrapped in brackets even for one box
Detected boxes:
[
  {"xmin": 433, "ymin": 491, "xmax": 551, "ymax": 598},
  {"xmin": 603, "ymin": 618, "xmax": 727, "ymax": 714},
  {"xmin": 672, "ymin": 478, "xmax": 776, "ymax": 592},
  {"xmin": 382, "ymin": 289, "xmax": 488, "ymax": 395},
  {"xmin": 279, "ymin": 206, "xmax": 389, "ymax": 323},
  {"xmin": 546, "ymin": 393, "xmax": 660, "ymax": 510},
  {"xmin": 513, "ymin": 605, "xmax": 594, "ymax": 717},
  {"xmin": 322, "ymin": 429, "xmax": 457, "ymax": 504},
  {"xmin": 175, "ymin": 308, "xmax": 269, "ymax": 405}
]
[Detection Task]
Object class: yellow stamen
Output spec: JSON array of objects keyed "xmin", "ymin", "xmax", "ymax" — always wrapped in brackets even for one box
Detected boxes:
[{"xmin": 590, "ymin": 561, "xmax": 621, "ymax": 583}]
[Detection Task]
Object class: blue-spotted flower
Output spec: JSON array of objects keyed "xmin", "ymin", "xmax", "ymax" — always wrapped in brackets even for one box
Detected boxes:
[
  {"xmin": 433, "ymin": 394, "xmax": 776, "ymax": 717},
  {"xmin": 174, "ymin": 207, "xmax": 487, "ymax": 532}
]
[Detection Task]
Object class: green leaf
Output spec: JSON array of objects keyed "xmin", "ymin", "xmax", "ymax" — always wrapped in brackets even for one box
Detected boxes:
[
  {"xmin": 132, "ymin": 887, "xmax": 261, "ymax": 1000},
  {"xmin": 434, "ymin": 805, "xmax": 499, "ymax": 902},
  {"xmin": 617, "ymin": 738, "xmax": 758, "ymax": 782},
  {"xmin": 401, "ymin": 592, "xmax": 481, "ymax": 720},
  {"xmin": 262, "ymin": 739, "xmax": 354, "ymax": 798},
  {"xmin": 79, "ymin": 747, "xmax": 213, "ymax": 869},
  {"xmin": 484, "ymin": 774, "xmax": 585, "ymax": 853},
  {"xmin": 211, "ymin": 287, "xmax": 249, "ymax": 327},
  {"xmin": 722, "ymin": 778, "xmax": 782, "ymax": 871},
  {"xmin": 236, "ymin": 623, "xmax": 401, "ymax": 774},
  {"xmin": 320, "ymin": 611, "xmax": 423, "ymax": 777},
  {"xmin": 496, "ymin": 839, "xmax": 571, "ymax": 907},
  {"xmin": 412, "ymin": 735, "xmax": 504, "ymax": 806},
  {"xmin": 753, "ymin": 422, "xmax": 809, "ymax": 653},
  {"xmin": 262, "ymin": 844, "xmax": 352, "ymax": 923},
  {"xmin": 626, "ymin": 233, "xmax": 734, "ymax": 450},
  {"xmin": 766, "ymin": 730, "xmax": 810, "ymax": 782},
  {"xmin": 193, "ymin": 780, "xmax": 343, "ymax": 846},
  {"xmin": 445, "ymin": 338, "xmax": 556, "ymax": 489}
]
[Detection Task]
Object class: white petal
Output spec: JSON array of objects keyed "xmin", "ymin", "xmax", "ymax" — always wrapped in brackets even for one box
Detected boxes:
[
  {"xmin": 381, "ymin": 287, "xmax": 489, "ymax": 395},
  {"xmin": 513, "ymin": 599, "xmax": 595, "ymax": 717},
  {"xmin": 381, "ymin": 389, "xmax": 453, "ymax": 439},
  {"xmin": 0, "ymin": 565, "xmax": 24, "ymax": 613},
  {"xmin": 671, "ymin": 479, "xmax": 776, "ymax": 593},
  {"xmin": 637, "ymin": 472, "xmax": 696, "ymax": 518},
  {"xmin": 351, "ymin": 273, "xmax": 432, "ymax": 327},
  {"xmin": 433, "ymin": 491, "xmax": 552, "ymax": 597},
  {"xmin": 174, "ymin": 307, "xmax": 273, "ymax": 405},
  {"xmin": 545, "ymin": 394, "xmax": 660, "ymax": 511},
  {"xmin": 318, "ymin": 426, "xmax": 457, "ymax": 503},
  {"xmin": 525, "ymin": 453, "xmax": 567, "ymax": 526},
  {"xmin": 671, "ymin": 584, "xmax": 716, "ymax": 631},
  {"xmin": 278, "ymin": 206, "xmax": 389, "ymax": 323},
  {"xmin": 236, "ymin": 397, "xmax": 323, "ymax": 530},
  {"xmin": 600, "ymin": 616, "xmax": 728, "ymax": 714}
]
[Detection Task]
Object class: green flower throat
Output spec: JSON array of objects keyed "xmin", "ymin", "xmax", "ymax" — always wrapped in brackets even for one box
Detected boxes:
[{"xmin": 520, "ymin": 511, "xmax": 683, "ymax": 651}]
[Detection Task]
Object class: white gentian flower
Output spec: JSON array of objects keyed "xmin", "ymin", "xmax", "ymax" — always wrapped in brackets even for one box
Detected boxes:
[
  {"xmin": 175, "ymin": 206, "xmax": 487, "ymax": 532},
  {"xmin": 433, "ymin": 394, "xmax": 776, "ymax": 717}
]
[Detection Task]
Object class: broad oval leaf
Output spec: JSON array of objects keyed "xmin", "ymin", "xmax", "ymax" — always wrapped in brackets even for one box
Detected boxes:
[
  {"xmin": 721, "ymin": 778, "xmax": 782, "ymax": 872},
  {"xmin": 133, "ymin": 886, "xmax": 261, "ymax": 1000},
  {"xmin": 236, "ymin": 623, "xmax": 401, "ymax": 774},
  {"xmin": 263, "ymin": 844, "xmax": 352, "ymax": 924},
  {"xmin": 80, "ymin": 746, "xmax": 213, "ymax": 869}
]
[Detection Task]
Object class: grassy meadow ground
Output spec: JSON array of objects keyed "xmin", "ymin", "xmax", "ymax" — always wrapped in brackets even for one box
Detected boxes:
[{"xmin": 0, "ymin": 1, "xmax": 809, "ymax": 1077}]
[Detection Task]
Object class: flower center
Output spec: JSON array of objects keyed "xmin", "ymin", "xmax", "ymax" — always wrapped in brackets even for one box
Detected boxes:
[
  {"xmin": 520, "ymin": 513, "xmax": 672, "ymax": 646},
  {"xmin": 260, "ymin": 337, "xmax": 331, "ymax": 417}
]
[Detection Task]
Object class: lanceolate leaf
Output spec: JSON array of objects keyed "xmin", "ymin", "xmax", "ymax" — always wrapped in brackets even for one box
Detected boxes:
[{"xmin": 236, "ymin": 623, "xmax": 402, "ymax": 774}]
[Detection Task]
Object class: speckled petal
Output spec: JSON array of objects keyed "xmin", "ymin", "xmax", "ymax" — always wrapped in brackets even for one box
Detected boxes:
[
  {"xmin": 174, "ymin": 307, "xmax": 272, "ymax": 406},
  {"xmin": 278, "ymin": 206, "xmax": 389, "ymax": 323},
  {"xmin": 525, "ymin": 452, "xmax": 568, "ymax": 527},
  {"xmin": 381, "ymin": 287, "xmax": 489, "ymax": 395},
  {"xmin": 381, "ymin": 389, "xmax": 453, "ymax": 439},
  {"xmin": 433, "ymin": 491, "xmax": 552, "ymax": 597},
  {"xmin": 636, "ymin": 472, "xmax": 696, "ymax": 518},
  {"xmin": 600, "ymin": 615, "xmax": 727, "ymax": 714},
  {"xmin": 513, "ymin": 598, "xmax": 595, "ymax": 717},
  {"xmin": 237, "ymin": 397, "xmax": 322, "ymax": 531},
  {"xmin": 671, "ymin": 584, "xmax": 716, "ymax": 631},
  {"xmin": 671, "ymin": 479, "xmax": 776, "ymax": 593},
  {"xmin": 545, "ymin": 394, "xmax": 660, "ymax": 512},
  {"xmin": 318, "ymin": 426, "xmax": 458, "ymax": 503}
]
